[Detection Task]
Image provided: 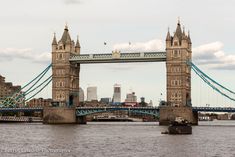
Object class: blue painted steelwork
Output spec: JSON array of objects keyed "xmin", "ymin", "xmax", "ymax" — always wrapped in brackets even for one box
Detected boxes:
[
  {"xmin": 190, "ymin": 62, "xmax": 235, "ymax": 94},
  {"xmin": 76, "ymin": 107, "xmax": 160, "ymax": 117},
  {"xmin": 2, "ymin": 64, "xmax": 52, "ymax": 107},
  {"xmin": 69, "ymin": 52, "xmax": 166, "ymax": 64},
  {"xmin": 0, "ymin": 107, "xmax": 43, "ymax": 113},
  {"xmin": 192, "ymin": 107, "xmax": 235, "ymax": 112},
  {"xmin": 189, "ymin": 61, "xmax": 235, "ymax": 101},
  {"xmin": 0, "ymin": 106, "xmax": 235, "ymax": 114},
  {"xmin": 25, "ymin": 77, "xmax": 52, "ymax": 101}
]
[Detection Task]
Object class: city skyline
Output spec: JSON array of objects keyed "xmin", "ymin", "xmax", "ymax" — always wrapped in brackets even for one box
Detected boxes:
[
  {"xmin": 0, "ymin": 0, "xmax": 235, "ymax": 106},
  {"xmin": 80, "ymin": 85, "xmax": 146, "ymax": 104}
]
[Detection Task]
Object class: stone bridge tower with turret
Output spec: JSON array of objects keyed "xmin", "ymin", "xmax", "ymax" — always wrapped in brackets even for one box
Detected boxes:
[
  {"xmin": 166, "ymin": 21, "xmax": 192, "ymax": 107},
  {"xmin": 159, "ymin": 21, "xmax": 198, "ymax": 125},
  {"xmin": 51, "ymin": 25, "xmax": 80, "ymax": 107},
  {"xmin": 43, "ymin": 25, "xmax": 82, "ymax": 124}
]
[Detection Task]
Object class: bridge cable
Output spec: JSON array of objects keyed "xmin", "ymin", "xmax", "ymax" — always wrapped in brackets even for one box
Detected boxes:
[
  {"xmin": 13, "ymin": 75, "xmax": 52, "ymax": 104},
  {"xmin": 24, "ymin": 76, "xmax": 52, "ymax": 96},
  {"xmin": 190, "ymin": 62, "xmax": 235, "ymax": 94},
  {"xmin": 25, "ymin": 78, "xmax": 52, "ymax": 102},
  {"xmin": 191, "ymin": 65, "xmax": 235, "ymax": 101},
  {"xmin": 1, "ymin": 64, "xmax": 52, "ymax": 107},
  {"xmin": 20, "ymin": 64, "xmax": 52, "ymax": 91}
]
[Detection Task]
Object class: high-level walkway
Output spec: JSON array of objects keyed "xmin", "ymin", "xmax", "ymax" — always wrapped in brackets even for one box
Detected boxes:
[{"xmin": 69, "ymin": 52, "xmax": 166, "ymax": 64}]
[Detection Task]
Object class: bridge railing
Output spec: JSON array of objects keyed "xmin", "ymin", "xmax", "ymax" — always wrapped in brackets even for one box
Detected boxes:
[{"xmin": 69, "ymin": 52, "xmax": 166, "ymax": 62}]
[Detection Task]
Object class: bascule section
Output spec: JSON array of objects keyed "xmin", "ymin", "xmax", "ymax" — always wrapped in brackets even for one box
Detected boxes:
[
  {"xmin": 159, "ymin": 21, "xmax": 198, "ymax": 125},
  {"xmin": 43, "ymin": 25, "xmax": 81, "ymax": 124}
]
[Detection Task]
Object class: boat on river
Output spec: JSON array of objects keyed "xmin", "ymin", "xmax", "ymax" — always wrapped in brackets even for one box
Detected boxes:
[{"xmin": 168, "ymin": 117, "xmax": 192, "ymax": 134}]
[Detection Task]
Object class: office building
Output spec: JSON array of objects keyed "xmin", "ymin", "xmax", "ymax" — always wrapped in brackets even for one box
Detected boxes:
[
  {"xmin": 87, "ymin": 86, "xmax": 97, "ymax": 101},
  {"xmin": 112, "ymin": 84, "xmax": 121, "ymax": 105},
  {"xmin": 79, "ymin": 87, "xmax": 84, "ymax": 102},
  {"xmin": 124, "ymin": 92, "xmax": 137, "ymax": 107}
]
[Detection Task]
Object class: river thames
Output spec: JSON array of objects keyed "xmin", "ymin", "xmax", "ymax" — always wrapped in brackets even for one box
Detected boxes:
[{"xmin": 0, "ymin": 121, "xmax": 235, "ymax": 157}]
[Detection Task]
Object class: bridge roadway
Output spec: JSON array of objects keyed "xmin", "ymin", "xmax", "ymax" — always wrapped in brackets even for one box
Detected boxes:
[
  {"xmin": 69, "ymin": 52, "xmax": 166, "ymax": 64},
  {"xmin": 0, "ymin": 106, "xmax": 235, "ymax": 116}
]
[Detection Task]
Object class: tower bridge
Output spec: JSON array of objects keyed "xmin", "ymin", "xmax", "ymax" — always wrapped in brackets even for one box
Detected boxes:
[
  {"xmin": 1, "ymin": 20, "xmax": 235, "ymax": 125},
  {"xmin": 43, "ymin": 20, "xmax": 195, "ymax": 125}
]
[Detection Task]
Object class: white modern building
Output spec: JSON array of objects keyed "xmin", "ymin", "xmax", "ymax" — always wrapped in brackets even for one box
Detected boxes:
[
  {"xmin": 124, "ymin": 92, "xmax": 137, "ymax": 107},
  {"xmin": 112, "ymin": 84, "xmax": 121, "ymax": 105},
  {"xmin": 125, "ymin": 92, "xmax": 137, "ymax": 102},
  {"xmin": 79, "ymin": 87, "xmax": 84, "ymax": 102},
  {"xmin": 87, "ymin": 86, "xmax": 97, "ymax": 101}
]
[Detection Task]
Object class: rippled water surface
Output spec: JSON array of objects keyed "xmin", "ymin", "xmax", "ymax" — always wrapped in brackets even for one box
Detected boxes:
[{"xmin": 0, "ymin": 121, "xmax": 235, "ymax": 157}]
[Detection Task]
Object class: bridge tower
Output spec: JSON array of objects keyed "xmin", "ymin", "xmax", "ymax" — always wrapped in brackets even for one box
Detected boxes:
[
  {"xmin": 159, "ymin": 21, "xmax": 198, "ymax": 125},
  {"xmin": 51, "ymin": 25, "xmax": 80, "ymax": 107},
  {"xmin": 43, "ymin": 25, "xmax": 82, "ymax": 124}
]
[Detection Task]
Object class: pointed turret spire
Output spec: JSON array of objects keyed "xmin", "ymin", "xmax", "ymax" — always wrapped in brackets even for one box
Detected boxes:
[
  {"xmin": 60, "ymin": 24, "xmax": 71, "ymax": 44},
  {"xmin": 75, "ymin": 35, "xmax": 81, "ymax": 48},
  {"xmin": 182, "ymin": 26, "xmax": 185, "ymax": 35},
  {"xmin": 182, "ymin": 26, "xmax": 187, "ymax": 40},
  {"xmin": 174, "ymin": 21, "xmax": 182, "ymax": 40},
  {"xmin": 166, "ymin": 27, "xmax": 171, "ymax": 41},
  {"xmin": 52, "ymin": 33, "xmax": 57, "ymax": 45},
  {"xmin": 188, "ymin": 30, "xmax": 192, "ymax": 44}
]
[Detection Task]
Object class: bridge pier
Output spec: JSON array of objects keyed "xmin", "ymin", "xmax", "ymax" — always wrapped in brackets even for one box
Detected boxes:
[
  {"xmin": 159, "ymin": 106, "xmax": 198, "ymax": 125},
  {"xmin": 76, "ymin": 116, "xmax": 87, "ymax": 124},
  {"xmin": 43, "ymin": 107, "xmax": 77, "ymax": 124}
]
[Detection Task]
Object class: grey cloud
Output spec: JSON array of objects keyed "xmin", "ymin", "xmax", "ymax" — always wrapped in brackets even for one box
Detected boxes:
[
  {"xmin": 193, "ymin": 42, "xmax": 235, "ymax": 70},
  {"xmin": 0, "ymin": 48, "xmax": 51, "ymax": 64},
  {"xmin": 211, "ymin": 64, "xmax": 235, "ymax": 70},
  {"xmin": 113, "ymin": 39, "xmax": 164, "ymax": 52}
]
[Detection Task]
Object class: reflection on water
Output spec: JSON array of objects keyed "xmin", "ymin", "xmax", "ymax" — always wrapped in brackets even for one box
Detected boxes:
[{"xmin": 0, "ymin": 121, "xmax": 235, "ymax": 157}]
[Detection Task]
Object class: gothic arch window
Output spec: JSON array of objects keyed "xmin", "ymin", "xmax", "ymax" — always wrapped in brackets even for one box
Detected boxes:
[
  {"xmin": 178, "ymin": 50, "xmax": 180, "ymax": 56},
  {"xmin": 174, "ymin": 41, "xmax": 178, "ymax": 46},
  {"xmin": 173, "ymin": 50, "xmax": 180, "ymax": 58}
]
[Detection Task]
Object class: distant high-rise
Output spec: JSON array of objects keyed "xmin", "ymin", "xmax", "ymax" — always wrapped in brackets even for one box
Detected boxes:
[
  {"xmin": 112, "ymin": 84, "xmax": 121, "ymax": 105},
  {"xmin": 149, "ymin": 100, "xmax": 153, "ymax": 106},
  {"xmin": 124, "ymin": 92, "xmax": 137, "ymax": 107},
  {"xmin": 87, "ymin": 86, "xmax": 97, "ymax": 101},
  {"xmin": 79, "ymin": 87, "xmax": 84, "ymax": 102},
  {"xmin": 125, "ymin": 92, "xmax": 137, "ymax": 102},
  {"xmin": 100, "ymin": 97, "xmax": 111, "ymax": 104}
]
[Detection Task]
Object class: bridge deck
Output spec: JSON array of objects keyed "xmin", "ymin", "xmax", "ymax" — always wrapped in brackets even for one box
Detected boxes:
[
  {"xmin": 69, "ymin": 52, "xmax": 166, "ymax": 64},
  {"xmin": 0, "ymin": 106, "xmax": 235, "ymax": 114}
]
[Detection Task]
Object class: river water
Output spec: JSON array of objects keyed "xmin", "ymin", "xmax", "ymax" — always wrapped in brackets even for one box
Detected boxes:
[{"xmin": 0, "ymin": 121, "xmax": 235, "ymax": 157}]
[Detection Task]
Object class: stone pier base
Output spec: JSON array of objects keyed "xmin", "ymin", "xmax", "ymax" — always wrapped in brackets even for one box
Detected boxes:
[
  {"xmin": 43, "ymin": 107, "xmax": 76, "ymax": 124},
  {"xmin": 76, "ymin": 116, "xmax": 87, "ymax": 124},
  {"xmin": 159, "ymin": 106, "xmax": 198, "ymax": 125}
]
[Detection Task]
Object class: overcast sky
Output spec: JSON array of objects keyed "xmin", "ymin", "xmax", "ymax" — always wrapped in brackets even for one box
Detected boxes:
[{"xmin": 0, "ymin": 0, "xmax": 234, "ymax": 106}]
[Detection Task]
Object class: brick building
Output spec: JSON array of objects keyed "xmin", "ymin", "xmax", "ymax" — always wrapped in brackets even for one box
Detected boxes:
[
  {"xmin": 26, "ymin": 98, "xmax": 52, "ymax": 107},
  {"xmin": 0, "ymin": 75, "xmax": 22, "ymax": 105}
]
